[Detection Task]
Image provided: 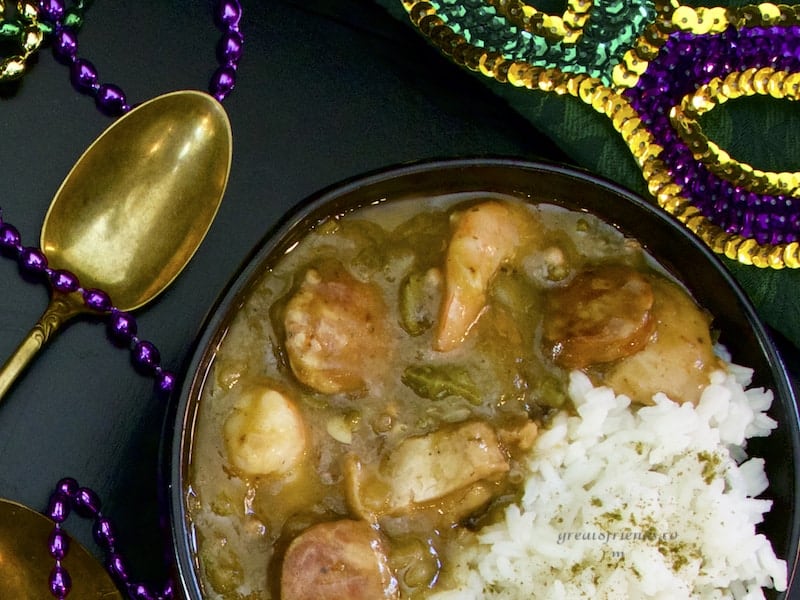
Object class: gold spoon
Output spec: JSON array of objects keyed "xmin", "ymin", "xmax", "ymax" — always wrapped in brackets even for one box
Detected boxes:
[
  {"xmin": 0, "ymin": 498, "xmax": 123, "ymax": 598},
  {"xmin": 0, "ymin": 89, "xmax": 232, "ymax": 400}
]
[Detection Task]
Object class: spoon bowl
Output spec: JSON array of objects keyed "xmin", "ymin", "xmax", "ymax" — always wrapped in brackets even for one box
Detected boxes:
[{"xmin": 0, "ymin": 90, "xmax": 232, "ymax": 400}]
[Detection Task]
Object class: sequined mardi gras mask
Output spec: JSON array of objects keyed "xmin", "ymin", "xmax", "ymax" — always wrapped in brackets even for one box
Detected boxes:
[{"xmin": 400, "ymin": 0, "xmax": 800, "ymax": 269}]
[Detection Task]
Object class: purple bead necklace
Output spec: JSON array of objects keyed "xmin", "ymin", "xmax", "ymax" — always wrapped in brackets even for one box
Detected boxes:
[
  {"xmin": 1, "ymin": 193, "xmax": 175, "ymax": 599},
  {"xmin": 39, "ymin": 0, "xmax": 244, "ymax": 115},
  {"xmin": 2, "ymin": 2, "xmax": 244, "ymax": 598},
  {"xmin": 46, "ymin": 477, "xmax": 176, "ymax": 600},
  {"xmin": 0, "ymin": 210, "xmax": 177, "ymax": 394}
]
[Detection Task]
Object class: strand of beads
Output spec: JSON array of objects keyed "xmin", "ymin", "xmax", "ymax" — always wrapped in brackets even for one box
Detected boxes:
[
  {"xmin": 0, "ymin": 210, "xmax": 176, "ymax": 396},
  {"xmin": 47, "ymin": 477, "xmax": 175, "ymax": 600},
  {"xmin": 38, "ymin": 0, "xmax": 244, "ymax": 115}
]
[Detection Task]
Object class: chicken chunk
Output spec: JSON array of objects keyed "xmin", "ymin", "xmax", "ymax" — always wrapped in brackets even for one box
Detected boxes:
[
  {"xmin": 223, "ymin": 384, "xmax": 307, "ymax": 477},
  {"xmin": 435, "ymin": 201, "xmax": 527, "ymax": 352},
  {"xmin": 284, "ymin": 262, "xmax": 392, "ymax": 394},
  {"xmin": 345, "ymin": 421, "xmax": 509, "ymax": 519},
  {"xmin": 602, "ymin": 276, "xmax": 723, "ymax": 405},
  {"xmin": 280, "ymin": 519, "xmax": 399, "ymax": 600},
  {"xmin": 542, "ymin": 265, "xmax": 656, "ymax": 368},
  {"xmin": 498, "ymin": 419, "xmax": 540, "ymax": 452}
]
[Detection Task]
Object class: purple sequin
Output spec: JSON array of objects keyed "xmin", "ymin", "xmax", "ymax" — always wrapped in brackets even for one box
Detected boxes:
[{"xmin": 625, "ymin": 26, "xmax": 800, "ymax": 244}]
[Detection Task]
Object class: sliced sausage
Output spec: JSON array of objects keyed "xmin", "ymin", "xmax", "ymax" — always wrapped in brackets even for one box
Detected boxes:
[
  {"xmin": 280, "ymin": 519, "xmax": 398, "ymax": 600},
  {"xmin": 542, "ymin": 265, "xmax": 655, "ymax": 368},
  {"xmin": 284, "ymin": 262, "xmax": 392, "ymax": 394},
  {"xmin": 602, "ymin": 276, "xmax": 723, "ymax": 405}
]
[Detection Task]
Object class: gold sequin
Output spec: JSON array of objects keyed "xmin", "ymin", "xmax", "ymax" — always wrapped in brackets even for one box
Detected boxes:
[
  {"xmin": 768, "ymin": 71, "xmax": 788, "ymax": 97},
  {"xmin": 479, "ymin": 52, "xmax": 504, "ymax": 78},
  {"xmin": 507, "ymin": 62, "xmax": 532, "ymax": 88},
  {"xmin": 785, "ymin": 243, "xmax": 800, "ymax": 268},
  {"xmin": 672, "ymin": 5, "xmax": 699, "ymax": 30},
  {"xmin": 753, "ymin": 67, "xmax": 774, "ymax": 95},
  {"xmin": 490, "ymin": 0, "xmax": 592, "ymax": 44},
  {"xmin": 611, "ymin": 102, "xmax": 638, "ymax": 130},
  {"xmin": 759, "ymin": 2, "xmax": 783, "ymax": 23}
]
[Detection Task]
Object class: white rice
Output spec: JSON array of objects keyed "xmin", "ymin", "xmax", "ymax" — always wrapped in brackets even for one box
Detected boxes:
[{"xmin": 431, "ymin": 356, "xmax": 788, "ymax": 599}]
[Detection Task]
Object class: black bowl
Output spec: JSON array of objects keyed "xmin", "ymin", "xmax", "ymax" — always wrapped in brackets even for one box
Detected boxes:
[{"xmin": 166, "ymin": 158, "xmax": 800, "ymax": 598}]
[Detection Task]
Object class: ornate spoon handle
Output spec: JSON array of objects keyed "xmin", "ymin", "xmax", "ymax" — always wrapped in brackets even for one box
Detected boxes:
[{"xmin": 0, "ymin": 291, "xmax": 85, "ymax": 401}]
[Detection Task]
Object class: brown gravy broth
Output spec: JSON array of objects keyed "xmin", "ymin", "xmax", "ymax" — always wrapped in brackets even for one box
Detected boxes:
[{"xmin": 186, "ymin": 194, "xmax": 680, "ymax": 599}]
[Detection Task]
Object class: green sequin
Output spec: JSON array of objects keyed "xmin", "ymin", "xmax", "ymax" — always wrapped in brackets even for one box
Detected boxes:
[{"xmin": 429, "ymin": 0, "xmax": 655, "ymax": 85}]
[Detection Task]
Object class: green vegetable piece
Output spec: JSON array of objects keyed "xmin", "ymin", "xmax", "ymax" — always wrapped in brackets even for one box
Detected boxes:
[
  {"xmin": 402, "ymin": 364, "xmax": 482, "ymax": 405},
  {"xmin": 399, "ymin": 271, "xmax": 435, "ymax": 336},
  {"xmin": 391, "ymin": 210, "xmax": 450, "ymax": 268},
  {"xmin": 210, "ymin": 491, "xmax": 236, "ymax": 517},
  {"xmin": 392, "ymin": 209, "xmax": 449, "ymax": 242},
  {"xmin": 537, "ymin": 376, "xmax": 568, "ymax": 408},
  {"xmin": 201, "ymin": 545, "xmax": 244, "ymax": 594}
]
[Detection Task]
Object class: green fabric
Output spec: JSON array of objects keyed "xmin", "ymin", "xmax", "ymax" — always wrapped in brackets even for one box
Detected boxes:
[{"xmin": 377, "ymin": 0, "xmax": 800, "ymax": 349}]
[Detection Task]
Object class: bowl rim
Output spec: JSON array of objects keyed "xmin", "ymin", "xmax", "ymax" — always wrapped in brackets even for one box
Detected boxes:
[{"xmin": 164, "ymin": 156, "xmax": 800, "ymax": 599}]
